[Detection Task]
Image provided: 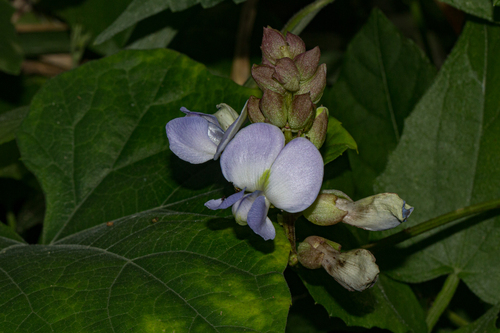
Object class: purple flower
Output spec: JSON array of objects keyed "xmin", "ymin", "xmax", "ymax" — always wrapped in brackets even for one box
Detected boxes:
[
  {"xmin": 165, "ymin": 101, "xmax": 248, "ymax": 164},
  {"xmin": 205, "ymin": 123, "xmax": 324, "ymax": 240}
]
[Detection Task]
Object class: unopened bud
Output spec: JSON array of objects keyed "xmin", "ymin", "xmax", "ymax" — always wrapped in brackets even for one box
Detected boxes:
[
  {"xmin": 336, "ymin": 193, "xmax": 414, "ymax": 231},
  {"xmin": 261, "ymin": 27, "xmax": 288, "ymax": 65},
  {"xmin": 297, "ymin": 63, "xmax": 327, "ymax": 104},
  {"xmin": 214, "ymin": 103, "xmax": 239, "ymax": 131},
  {"xmin": 247, "ymin": 95, "xmax": 266, "ymax": 123},
  {"xmin": 298, "ymin": 236, "xmax": 379, "ymax": 292},
  {"xmin": 303, "ymin": 189, "xmax": 350, "ymax": 226},
  {"xmin": 273, "ymin": 58, "xmax": 300, "ymax": 92},
  {"xmin": 289, "ymin": 93, "xmax": 314, "ymax": 130},
  {"xmin": 285, "ymin": 32, "xmax": 306, "ymax": 59},
  {"xmin": 252, "ymin": 64, "xmax": 286, "ymax": 95},
  {"xmin": 294, "ymin": 46, "xmax": 321, "ymax": 80},
  {"xmin": 260, "ymin": 89, "xmax": 287, "ymax": 127},
  {"xmin": 304, "ymin": 106, "xmax": 328, "ymax": 148}
]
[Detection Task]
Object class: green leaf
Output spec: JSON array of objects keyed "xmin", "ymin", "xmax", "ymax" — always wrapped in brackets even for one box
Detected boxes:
[
  {"xmin": 13, "ymin": 48, "xmax": 291, "ymax": 331},
  {"xmin": 375, "ymin": 20, "xmax": 500, "ymax": 304},
  {"xmin": 0, "ymin": 0, "xmax": 23, "ymax": 75},
  {"xmin": 0, "ymin": 221, "xmax": 26, "ymax": 248},
  {"xmin": 0, "ymin": 216, "xmax": 291, "ymax": 332},
  {"xmin": 126, "ymin": 26, "xmax": 177, "ymax": 50},
  {"xmin": 495, "ymin": 0, "xmax": 500, "ymax": 7},
  {"xmin": 321, "ymin": 116, "xmax": 357, "ymax": 165},
  {"xmin": 0, "ymin": 106, "xmax": 29, "ymax": 145},
  {"xmin": 439, "ymin": 0, "xmax": 494, "ymax": 21},
  {"xmin": 323, "ymin": 9, "xmax": 436, "ymax": 198},
  {"xmin": 298, "ymin": 271, "xmax": 427, "ymax": 333},
  {"xmin": 453, "ymin": 304, "xmax": 500, "ymax": 333},
  {"xmin": 94, "ymin": 0, "xmax": 246, "ymax": 45}
]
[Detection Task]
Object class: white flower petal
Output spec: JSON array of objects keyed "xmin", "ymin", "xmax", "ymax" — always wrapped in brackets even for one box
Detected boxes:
[
  {"xmin": 220, "ymin": 123, "xmax": 284, "ymax": 192},
  {"xmin": 165, "ymin": 116, "xmax": 222, "ymax": 164},
  {"xmin": 247, "ymin": 195, "xmax": 275, "ymax": 240},
  {"xmin": 214, "ymin": 100, "xmax": 249, "ymax": 160},
  {"xmin": 265, "ymin": 137, "xmax": 324, "ymax": 212}
]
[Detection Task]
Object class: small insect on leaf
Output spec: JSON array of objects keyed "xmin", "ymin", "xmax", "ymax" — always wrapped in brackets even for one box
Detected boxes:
[
  {"xmin": 106, "ymin": 221, "xmax": 114, "ymax": 227},
  {"xmin": 151, "ymin": 217, "xmax": 159, "ymax": 223}
]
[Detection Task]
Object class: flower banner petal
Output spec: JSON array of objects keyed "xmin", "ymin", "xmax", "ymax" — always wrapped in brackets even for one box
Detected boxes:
[
  {"xmin": 221, "ymin": 123, "xmax": 284, "ymax": 192},
  {"xmin": 266, "ymin": 137, "xmax": 323, "ymax": 212}
]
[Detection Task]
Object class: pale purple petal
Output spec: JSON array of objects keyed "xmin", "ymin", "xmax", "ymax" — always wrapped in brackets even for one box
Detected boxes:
[
  {"xmin": 231, "ymin": 191, "xmax": 262, "ymax": 225},
  {"xmin": 220, "ymin": 123, "xmax": 284, "ymax": 192},
  {"xmin": 247, "ymin": 195, "xmax": 275, "ymax": 240},
  {"xmin": 265, "ymin": 137, "xmax": 324, "ymax": 212},
  {"xmin": 204, "ymin": 190, "xmax": 246, "ymax": 210},
  {"xmin": 180, "ymin": 107, "xmax": 220, "ymax": 126},
  {"xmin": 214, "ymin": 100, "xmax": 248, "ymax": 160},
  {"xmin": 166, "ymin": 117, "xmax": 222, "ymax": 164}
]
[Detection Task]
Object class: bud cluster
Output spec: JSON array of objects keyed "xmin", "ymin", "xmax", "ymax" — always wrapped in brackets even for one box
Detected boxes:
[{"xmin": 247, "ymin": 27, "xmax": 328, "ymax": 148}]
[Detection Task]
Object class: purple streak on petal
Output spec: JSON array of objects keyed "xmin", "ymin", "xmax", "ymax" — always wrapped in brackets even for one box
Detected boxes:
[
  {"xmin": 221, "ymin": 123, "xmax": 284, "ymax": 192},
  {"xmin": 402, "ymin": 202, "xmax": 414, "ymax": 222},
  {"xmin": 166, "ymin": 117, "xmax": 219, "ymax": 164},
  {"xmin": 266, "ymin": 137, "xmax": 324, "ymax": 212},
  {"xmin": 214, "ymin": 100, "xmax": 248, "ymax": 160},
  {"xmin": 204, "ymin": 190, "xmax": 246, "ymax": 210},
  {"xmin": 247, "ymin": 195, "xmax": 275, "ymax": 240}
]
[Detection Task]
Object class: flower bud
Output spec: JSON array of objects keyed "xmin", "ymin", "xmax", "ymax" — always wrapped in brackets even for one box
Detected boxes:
[
  {"xmin": 214, "ymin": 103, "xmax": 239, "ymax": 131},
  {"xmin": 273, "ymin": 58, "xmax": 300, "ymax": 92},
  {"xmin": 303, "ymin": 189, "xmax": 350, "ymax": 226},
  {"xmin": 294, "ymin": 46, "xmax": 320, "ymax": 80},
  {"xmin": 252, "ymin": 64, "xmax": 286, "ymax": 95},
  {"xmin": 260, "ymin": 89, "xmax": 287, "ymax": 127},
  {"xmin": 247, "ymin": 95, "xmax": 266, "ymax": 123},
  {"xmin": 304, "ymin": 106, "xmax": 328, "ymax": 149},
  {"xmin": 297, "ymin": 63, "xmax": 327, "ymax": 104},
  {"xmin": 286, "ymin": 32, "xmax": 306, "ymax": 59},
  {"xmin": 288, "ymin": 93, "xmax": 314, "ymax": 130},
  {"xmin": 261, "ymin": 27, "xmax": 288, "ymax": 65},
  {"xmin": 298, "ymin": 236, "xmax": 379, "ymax": 292},
  {"xmin": 336, "ymin": 193, "xmax": 414, "ymax": 231}
]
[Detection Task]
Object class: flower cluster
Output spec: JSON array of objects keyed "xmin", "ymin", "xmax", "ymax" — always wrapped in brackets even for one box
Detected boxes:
[
  {"xmin": 165, "ymin": 27, "xmax": 414, "ymax": 292},
  {"xmin": 248, "ymin": 27, "xmax": 328, "ymax": 148}
]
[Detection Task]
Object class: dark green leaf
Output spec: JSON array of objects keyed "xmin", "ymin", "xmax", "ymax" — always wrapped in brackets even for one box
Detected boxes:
[
  {"xmin": 0, "ymin": 106, "xmax": 29, "ymax": 145},
  {"xmin": 94, "ymin": 0, "xmax": 246, "ymax": 45},
  {"xmin": 126, "ymin": 26, "xmax": 177, "ymax": 50},
  {"xmin": 375, "ymin": 20, "xmax": 500, "ymax": 304},
  {"xmin": 453, "ymin": 304, "xmax": 500, "ymax": 333},
  {"xmin": 321, "ymin": 116, "xmax": 357, "ymax": 165},
  {"xmin": 0, "ymin": 0, "xmax": 23, "ymax": 75},
  {"xmin": 0, "ymin": 216, "xmax": 291, "ymax": 332},
  {"xmin": 0, "ymin": 221, "xmax": 26, "ymax": 248},
  {"xmin": 323, "ymin": 9, "xmax": 436, "ymax": 198},
  {"xmin": 439, "ymin": 0, "xmax": 494, "ymax": 21},
  {"xmin": 299, "ymin": 271, "xmax": 427, "ymax": 333}
]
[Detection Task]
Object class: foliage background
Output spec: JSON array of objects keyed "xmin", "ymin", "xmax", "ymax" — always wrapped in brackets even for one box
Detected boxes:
[{"xmin": 1, "ymin": 0, "xmax": 499, "ymax": 332}]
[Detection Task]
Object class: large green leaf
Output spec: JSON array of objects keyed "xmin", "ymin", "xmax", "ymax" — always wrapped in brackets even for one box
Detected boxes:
[
  {"xmin": 375, "ymin": 20, "xmax": 500, "ymax": 304},
  {"xmin": 439, "ymin": 0, "xmax": 494, "ymax": 21},
  {"xmin": 323, "ymin": 9, "xmax": 436, "ymax": 199},
  {"xmin": 12, "ymin": 48, "xmax": 293, "ymax": 331},
  {"xmin": 0, "ymin": 215, "xmax": 291, "ymax": 332},
  {"xmin": 299, "ymin": 271, "xmax": 427, "ymax": 333},
  {"xmin": 0, "ymin": 106, "xmax": 29, "ymax": 145},
  {"xmin": 94, "ymin": 0, "xmax": 246, "ymax": 46},
  {"xmin": 0, "ymin": 0, "xmax": 23, "ymax": 75},
  {"xmin": 321, "ymin": 116, "xmax": 357, "ymax": 165}
]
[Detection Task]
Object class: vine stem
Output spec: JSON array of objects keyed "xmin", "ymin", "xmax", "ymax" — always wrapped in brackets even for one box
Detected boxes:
[
  {"xmin": 426, "ymin": 274, "xmax": 460, "ymax": 332},
  {"xmin": 281, "ymin": 0, "xmax": 335, "ymax": 35},
  {"xmin": 362, "ymin": 198, "xmax": 500, "ymax": 251}
]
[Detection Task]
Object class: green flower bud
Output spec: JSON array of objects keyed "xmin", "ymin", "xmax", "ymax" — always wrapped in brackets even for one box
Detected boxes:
[
  {"xmin": 214, "ymin": 103, "xmax": 239, "ymax": 131},
  {"xmin": 303, "ymin": 189, "xmax": 350, "ymax": 226},
  {"xmin": 252, "ymin": 64, "xmax": 286, "ymax": 95},
  {"xmin": 298, "ymin": 236, "xmax": 379, "ymax": 292},
  {"xmin": 260, "ymin": 89, "xmax": 287, "ymax": 127},
  {"xmin": 297, "ymin": 63, "xmax": 327, "ymax": 104},
  {"xmin": 304, "ymin": 106, "xmax": 329, "ymax": 148},
  {"xmin": 288, "ymin": 93, "xmax": 314, "ymax": 130},
  {"xmin": 285, "ymin": 32, "xmax": 306, "ymax": 59},
  {"xmin": 261, "ymin": 27, "xmax": 289, "ymax": 65},
  {"xmin": 247, "ymin": 95, "xmax": 266, "ymax": 123}
]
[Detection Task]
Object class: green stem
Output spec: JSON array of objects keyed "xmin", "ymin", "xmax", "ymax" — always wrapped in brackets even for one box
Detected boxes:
[
  {"xmin": 363, "ymin": 198, "xmax": 500, "ymax": 251},
  {"xmin": 446, "ymin": 309, "xmax": 469, "ymax": 327},
  {"xmin": 281, "ymin": 0, "xmax": 335, "ymax": 36},
  {"xmin": 282, "ymin": 212, "xmax": 301, "ymax": 266},
  {"xmin": 426, "ymin": 274, "xmax": 460, "ymax": 332}
]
